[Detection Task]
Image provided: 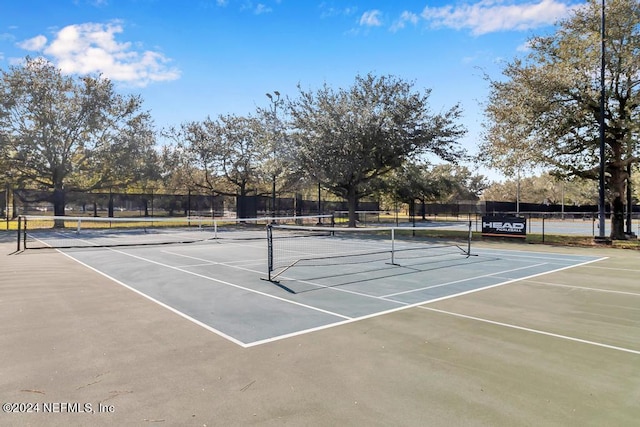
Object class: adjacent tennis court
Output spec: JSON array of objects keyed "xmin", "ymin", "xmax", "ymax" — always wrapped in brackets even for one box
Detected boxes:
[{"xmin": 2, "ymin": 220, "xmax": 639, "ymax": 425}]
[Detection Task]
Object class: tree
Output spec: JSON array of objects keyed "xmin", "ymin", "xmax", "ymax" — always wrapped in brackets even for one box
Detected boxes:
[
  {"xmin": 0, "ymin": 57, "xmax": 156, "ymax": 218},
  {"xmin": 161, "ymin": 121, "xmax": 218, "ymax": 194},
  {"xmin": 257, "ymin": 93, "xmax": 302, "ymax": 214},
  {"xmin": 216, "ymin": 114, "xmax": 275, "ymax": 215},
  {"xmin": 482, "ymin": 173, "xmax": 599, "ymax": 206},
  {"xmin": 289, "ymin": 73, "xmax": 467, "ymax": 227},
  {"xmin": 428, "ymin": 164, "xmax": 488, "ymax": 202},
  {"xmin": 163, "ymin": 114, "xmax": 272, "ymax": 217},
  {"xmin": 382, "ymin": 162, "xmax": 487, "ymax": 219},
  {"xmin": 480, "ymin": 0, "xmax": 640, "ymax": 239}
]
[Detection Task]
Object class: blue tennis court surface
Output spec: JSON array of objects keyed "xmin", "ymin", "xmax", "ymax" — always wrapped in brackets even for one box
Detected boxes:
[{"xmin": 59, "ymin": 240, "xmax": 605, "ymax": 347}]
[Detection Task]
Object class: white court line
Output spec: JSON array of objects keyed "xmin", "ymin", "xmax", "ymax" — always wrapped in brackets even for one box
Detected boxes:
[
  {"xmin": 56, "ymin": 245, "xmax": 353, "ymax": 347},
  {"xmin": 473, "ymin": 247, "xmax": 608, "ymax": 263},
  {"xmin": 246, "ymin": 257, "xmax": 611, "ymax": 347},
  {"xmin": 161, "ymin": 250, "xmax": 410, "ymax": 304},
  {"xmin": 580, "ymin": 265, "xmax": 640, "ymax": 273},
  {"xmin": 419, "ymin": 306, "xmax": 640, "ymax": 356},
  {"xmin": 160, "ymin": 251, "xmax": 267, "ymax": 268},
  {"xmin": 56, "ymin": 251, "xmax": 248, "ymax": 347},
  {"xmin": 244, "ymin": 295, "xmax": 449, "ymax": 347},
  {"xmin": 50, "ymin": 237, "xmax": 611, "ymax": 348},
  {"xmin": 381, "ymin": 263, "xmax": 549, "ymax": 298},
  {"xmin": 161, "ymin": 250, "xmax": 280, "ymax": 278},
  {"xmin": 249, "ymin": 256, "xmax": 616, "ymax": 346},
  {"xmin": 104, "ymin": 247, "xmax": 353, "ymax": 320},
  {"xmin": 522, "ymin": 280, "xmax": 640, "ymax": 297}
]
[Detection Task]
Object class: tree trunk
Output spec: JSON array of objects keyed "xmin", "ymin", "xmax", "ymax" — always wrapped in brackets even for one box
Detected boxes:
[
  {"xmin": 610, "ymin": 195, "xmax": 625, "ymax": 239},
  {"xmin": 108, "ymin": 192, "xmax": 114, "ymax": 218},
  {"xmin": 52, "ymin": 187, "xmax": 65, "ymax": 228},
  {"xmin": 347, "ymin": 186, "xmax": 357, "ymax": 227},
  {"xmin": 52, "ymin": 187, "xmax": 65, "ymax": 216},
  {"xmin": 237, "ymin": 184, "xmax": 248, "ymax": 219},
  {"xmin": 609, "ymin": 167, "xmax": 627, "ymax": 240}
]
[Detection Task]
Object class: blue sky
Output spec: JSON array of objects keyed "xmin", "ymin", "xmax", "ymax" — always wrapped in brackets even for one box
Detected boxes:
[{"xmin": 0, "ymin": 0, "xmax": 584, "ymax": 181}]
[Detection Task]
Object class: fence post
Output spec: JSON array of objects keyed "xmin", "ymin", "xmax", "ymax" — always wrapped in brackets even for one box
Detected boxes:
[
  {"xmin": 17, "ymin": 216, "xmax": 21, "ymax": 251},
  {"xmin": 23, "ymin": 216, "xmax": 28, "ymax": 250}
]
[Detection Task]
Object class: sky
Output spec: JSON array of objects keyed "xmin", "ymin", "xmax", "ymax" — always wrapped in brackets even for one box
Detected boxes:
[{"xmin": 0, "ymin": 0, "xmax": 585, "ymax": 182}]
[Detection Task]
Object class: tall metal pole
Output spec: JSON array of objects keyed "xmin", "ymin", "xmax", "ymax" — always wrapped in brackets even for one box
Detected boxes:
[
  {"xmin": 626, "ymin": 163, "xmax": 632, "ymax": 235},
  {"xmin": 266, "ymin": 91, "xmax": 281, "ymax": 220},
  {"xmin": 317, "ymin": 182, "xmax": 322, "ymax": 225},
  {"xmin": 597, "ymin": 0, "xmax": 607, "ymax": 239},
  {"xmin": 516, "ymin": 169, "xmax": 521, "ymax": 215}
]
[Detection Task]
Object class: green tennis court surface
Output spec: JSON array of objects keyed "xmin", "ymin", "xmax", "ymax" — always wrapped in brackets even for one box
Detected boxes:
[{"xmin": 49, "ymin": 235, "xmax": 604, "ymax": 347}]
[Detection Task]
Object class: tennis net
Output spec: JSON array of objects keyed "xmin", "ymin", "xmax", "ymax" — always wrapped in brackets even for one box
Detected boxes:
[
  {"xmin": 18, "ymin": 214, "xmax": 333, "ymax": 250},
  {"xmin": 265, "ymin": 222, "xmax": 473, "ymax": 282}
]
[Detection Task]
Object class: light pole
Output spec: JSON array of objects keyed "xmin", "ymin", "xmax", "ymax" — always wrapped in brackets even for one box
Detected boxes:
[
  {"xmin": 597, "ymin": 0, "xmax": 607, "ymax": 240},
  {"xmin": 317, "ymin": 182, "xmax": 322, "ymax": 225},
  {"xmin": 626, "ymin": 163, "xmax": 633, "ymax": 236},
  {"xmin": 516, "ymin": 168, "xmax": 521, "ymax": 215},
  {"xmin": 266, "ymin": 91, "xmax": 281, "ymax": 219}
]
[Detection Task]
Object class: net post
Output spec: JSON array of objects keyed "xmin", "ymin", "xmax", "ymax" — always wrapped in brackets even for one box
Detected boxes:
[
  {"xmin": 330, "ymin": 214, "xmax": 335, "ymax": 236},
  {"xmin": 467, "ymin": 220, "xmax": 472, "ymax": 256},
  {"xmin": 267, "ymin": 224, "xmax": 274, "ymax": 281},
  {"xmin": 77, "ymin": 219, "xmax": 81, "ymax": 234},
  {"xmin": 17, "ymin": 216, "xmax": 21, "ymax": 251},
  {"xmin": 214, "ymin": 219, "xmax": 218, "ymax": 239}
]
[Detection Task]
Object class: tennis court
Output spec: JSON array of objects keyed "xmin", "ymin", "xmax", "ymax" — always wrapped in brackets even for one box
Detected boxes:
[
  {"xmin": 1, "ymin": 222, "xmax": 639, "ymax": 425},
  {"xmin": 14, "ymin": 218, "xmax": 606, "ymax": 347}
]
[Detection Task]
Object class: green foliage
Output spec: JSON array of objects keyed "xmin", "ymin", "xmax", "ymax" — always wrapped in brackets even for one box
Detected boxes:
[
  {"xmin": 383, "ymin": 161, "xmax": 487, "ymax": 207},
  {"xmin": 0, "ymin": 57, "xmax": 157, "ymax": 214},
  {"xmin": 481, "ymin": 172, "xmax": 599, "ymax": 206},
  {"xmin": 289, "ymin": 73, "xmax": 467, "ymax": 226},
  {"xmin": 479, "ymin": 0, "xmax": 640, "ymax": 239}
]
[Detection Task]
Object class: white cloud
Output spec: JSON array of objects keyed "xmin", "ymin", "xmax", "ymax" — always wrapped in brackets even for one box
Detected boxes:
[
  {"xmin": 254, "ymin": 3, "xmax": 272, "ymax": 14},
  {"xmin": 17, "ymin": 35, "xmax": 48, "ymax": 51},
  {"xmin": 1, "ymin": 32, "xmax": 16, "ymax": 42},
  {"xmin": 8, "ymin": 57, "xmax": 25, "ymax": 66},
  {"xmin": 517, "ymin": 40, "xmax": 532, "ymax": 51},
  {"xmin": 421, "ymin": 0, "xmax": 577, "ymax": 35},
  {"xmin": 360, "ymin": 10, "xmax": 383, "ymax": 27},
  {"xmin": 391, "ymin": 11, "xmax": 419, "ymax": 32},
  {"xmin": 16, "ymin": 22, "xmax": 179, "ymax": 87},
  {"xmin": 319, "ymin": 4, "xmax": 358, "ymax": 19}
]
